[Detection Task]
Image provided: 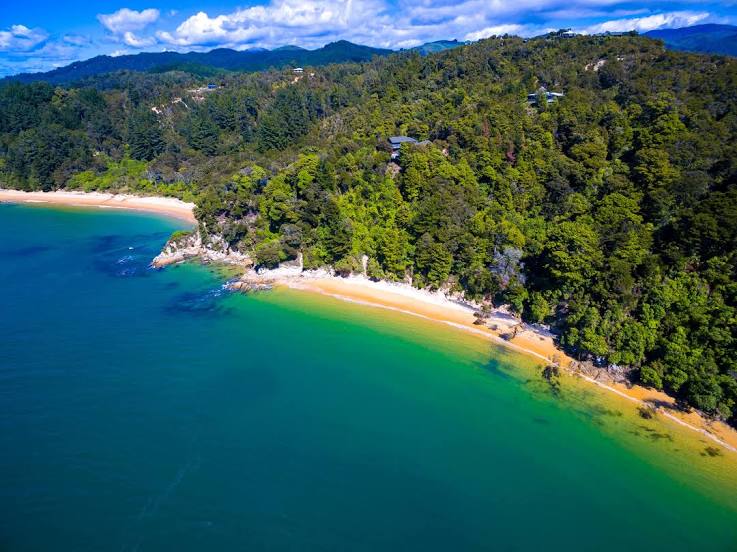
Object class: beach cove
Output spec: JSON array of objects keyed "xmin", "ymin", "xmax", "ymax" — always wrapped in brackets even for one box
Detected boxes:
[
  {"xmin": 1, "ymin": 199, "xmax": 737, "ymax": 550},
  {"xmin": 4, "ymin": 190, "xmax": 737, "ymax": 456}
]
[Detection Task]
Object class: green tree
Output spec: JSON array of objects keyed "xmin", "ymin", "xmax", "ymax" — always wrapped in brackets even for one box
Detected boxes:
[{"xmin": 127, "ymin": 108, "xmax": 164, "ymax": 161}]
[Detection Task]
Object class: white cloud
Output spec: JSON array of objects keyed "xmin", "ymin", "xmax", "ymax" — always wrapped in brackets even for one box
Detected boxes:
[
  {"xmin": 0, "ymin": 26, "xmax": 88, "ymax": 75},
  {"xmin": 156, "ymin": 0, "xmax": 671, "ymax": 51},
  {"xmin": 155, "ymin": 0, "xmax": 543, "ymax": 49},
  {"xmin": 580, "ymin": 10, "xmax": 710, "ymax": 34},
  {"xmin": 464, "ymin": 24, "xmax": 525, "ymax": 41},
  {"xmin": 97, "ymin": 8, "xmax": 160, "ymax": 34},
  {"xmin": 123, "ymin": 31, "xmax": 157, "ymax": 47},
  {"xmin": 157, "ymin": 0, "xmax": 389, "ymax": 48},
  {"xmin": 62, "ymin": 34, "xmax": 90, "ymax": 46},
  {"xmin": 0, "ymin": 24, "xmax": 48, "ymax": 52}
]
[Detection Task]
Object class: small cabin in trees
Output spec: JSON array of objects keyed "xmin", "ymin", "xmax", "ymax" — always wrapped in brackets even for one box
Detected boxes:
[
  {"xmin": 527, "ymin": 87, "xmax": 564, "ymax": 105},
  {"xmin": 388, "ymin": 136, "xmax": 431, "ymax": 159}
]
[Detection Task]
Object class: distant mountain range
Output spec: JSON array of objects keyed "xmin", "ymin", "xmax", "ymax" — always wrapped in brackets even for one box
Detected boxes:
[
  {"xmin": 2, "ymin": 41, "xmax": 393, "ymax": 85},
  {"xmin": 645, "ymin": 24, "xmax": 737, "ymax": 57},
  {"xmin": 1, "ymin": 38, "xmax": 475, "ymax": 85}
]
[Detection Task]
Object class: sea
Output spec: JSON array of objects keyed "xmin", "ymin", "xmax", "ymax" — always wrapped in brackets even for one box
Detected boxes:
[{"xmin": 1, "ymin": 202, "xmax": 736, "ymax": 551}]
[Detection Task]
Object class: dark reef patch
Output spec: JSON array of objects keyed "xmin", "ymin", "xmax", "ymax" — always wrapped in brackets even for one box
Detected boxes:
[
  {"xmin": 483, "ymin": 360, "xmax": 515, "ymax": 381},
  {"xmin": 637, "ymin": 425, "xmax": 673, "ymax": 442},
  {"xmin": 702, "ymin": 446, "xmax": 723, "ymax": 457},
  {"xmin": 90, "ymin": 232, "xmax": 169, "ymax": 278},
  {"xmin": 163, "ymin": 285, "xmax": 234, "ymax": 317}
]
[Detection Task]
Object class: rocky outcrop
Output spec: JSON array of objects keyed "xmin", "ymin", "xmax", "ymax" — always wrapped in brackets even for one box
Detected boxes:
[
  {"xmin": 152, "ymin": 230, "xmax": 202, "ymax": 267},
  {"xmin": 152, "ymin": 230, "xmax": 252, "ymax": 268},
  {"xmin": 225, "ymin": 253, "xmax": 305, "ymax": 292},
  {"xmin": 199, "ymin": 234, "xmax": 252, "ymax": 266}
]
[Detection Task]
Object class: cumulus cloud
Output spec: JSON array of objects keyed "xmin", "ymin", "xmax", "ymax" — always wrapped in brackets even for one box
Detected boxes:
[
  {"xmin": 157, "ymin": 0, "xmax": 389, "ymax": 48},
  {"xmin": 0, "ymin": 25, "xmax": 91, "ymax": 76},
  {"xmin": 464, "ymin": 24, "xmax": 526, "ymax": 41},
  {"xmin": 97, "ymin": 8, "xmax": 160, "ymax": 34},
  {"xmin": 155, "ymin": 0, "xmax": 704, "ymax": 50},
  {"xmin": 155, "ymin": 0, "xmax": 546, "ymax": 49},
  {"xmin": 96, "ymin": 8, "xmax": 161, "ymax": 51},
  {"xmin": 122, "ymin": 31, "xmax": 157, "ymax": 47},
  {"xmin": 0, "ymin": 24, "xmax": 48, "ymax": 52},
  {"xmin": 580, "ymin": 10, "xmax": 710, "ymax": 34},
  {"xmin": 62, "ymin": 34, "xmax": 90, "ymax": 46}
]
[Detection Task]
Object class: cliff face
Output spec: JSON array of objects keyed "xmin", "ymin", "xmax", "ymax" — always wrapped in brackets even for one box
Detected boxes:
[{"xmin": 152, "ymin": 230, "xmax": 252, "ymax": 268}]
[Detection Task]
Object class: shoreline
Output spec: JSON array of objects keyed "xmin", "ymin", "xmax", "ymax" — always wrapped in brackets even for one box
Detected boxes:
[
  {"xmin": 256, "ymin": 271, "xmax": 737, "ymax": 454},
  {"xmin": 0, "ymin": 189, "xmax": 197, "ymax": 225},
  {"xmin": 3, "ymin": 191, "xmax": 734, "ymax": 455}
]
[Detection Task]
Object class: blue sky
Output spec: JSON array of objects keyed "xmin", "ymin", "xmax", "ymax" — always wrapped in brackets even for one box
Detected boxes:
[{"xmin": 1, "ymin": 0, "xmax": 736, "ymax": 76}]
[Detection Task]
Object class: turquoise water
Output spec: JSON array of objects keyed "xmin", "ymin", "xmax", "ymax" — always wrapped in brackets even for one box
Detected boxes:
[{"xmin": 1, "ymin": 203, "xmax": 736, "ymax": 551}]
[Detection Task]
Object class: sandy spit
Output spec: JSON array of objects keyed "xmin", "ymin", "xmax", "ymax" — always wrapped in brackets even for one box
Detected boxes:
[{"xmin": 0, "ymin": 189, "xmax": 196, "ymax": 224}]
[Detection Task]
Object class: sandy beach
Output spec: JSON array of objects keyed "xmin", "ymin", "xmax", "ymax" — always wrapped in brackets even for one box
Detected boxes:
[
  {"xmin": 274, "ymin": 272, "xmax": 737, "ymax": 453},
  {"xmin": 0, "ymin": 189, "xmax": 197, "ymax": 224}
]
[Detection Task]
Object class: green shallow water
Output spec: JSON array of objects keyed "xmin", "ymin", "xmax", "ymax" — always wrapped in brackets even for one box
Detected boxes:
[{"xmin": 1, "ymin": 203, "xmax": 736, "ymax": 551}]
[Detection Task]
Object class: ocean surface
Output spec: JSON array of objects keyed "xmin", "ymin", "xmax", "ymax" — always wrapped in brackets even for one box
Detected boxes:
[{"xmin": 1, "ymin": 203, "xmax": 736, "ymax": 551}]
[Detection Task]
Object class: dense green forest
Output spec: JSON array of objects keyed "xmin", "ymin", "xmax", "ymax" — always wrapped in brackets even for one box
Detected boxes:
[{"xmin": 1, "ymin": 33, "xmax": 736, "ymax": 424}]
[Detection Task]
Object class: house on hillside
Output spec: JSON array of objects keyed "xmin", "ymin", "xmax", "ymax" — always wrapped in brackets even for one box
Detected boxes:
[
  {"xmin": 388, "ymin": 136, "xmax": 431, "ymax": 159},
  {"xmin": 293, "ymin": 67, "xmax": 304, "ymax": 74},
  {"xmin": 527, "ymin": 87, "xmax": 565, "ymax": 105},
  {"xmin": 389, "ymin": 136, "xmax": 416, "ymax": 160}
]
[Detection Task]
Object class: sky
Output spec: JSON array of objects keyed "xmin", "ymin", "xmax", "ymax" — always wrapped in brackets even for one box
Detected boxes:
[{"xmin": 1, "ymin": 0, "xmax": 736, "ymax": 76}]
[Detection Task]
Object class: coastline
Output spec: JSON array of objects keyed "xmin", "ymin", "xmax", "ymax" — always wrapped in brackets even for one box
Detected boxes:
[
  {"xmin": 0, "ymin": 189, "xmax": 197, "ymax": 225},
  {"xmin": 257, "ymin": 271, "xmax": 737, "ymax": 454},
  {"xmin": 3, "ymin": 189, "xmax": 734, "ymax": 456}
]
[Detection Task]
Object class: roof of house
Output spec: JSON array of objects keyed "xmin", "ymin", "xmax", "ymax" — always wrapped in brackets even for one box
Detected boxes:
[
  {"xmin": 388, "ymin": 136, "xmax": 418, "ymax": 145},
  {"xmin": 527, "ymin": 87, "xmax": 565, "ymax": 101}
]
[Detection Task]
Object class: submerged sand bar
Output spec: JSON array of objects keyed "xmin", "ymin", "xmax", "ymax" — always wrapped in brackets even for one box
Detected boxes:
[
  {"xmin": 277, "ymin": 273, "xmax": 737, "ymax": 454},
  {"xmin": 0, "ymin": 189, "xmax": 196, "ymax": 224}
]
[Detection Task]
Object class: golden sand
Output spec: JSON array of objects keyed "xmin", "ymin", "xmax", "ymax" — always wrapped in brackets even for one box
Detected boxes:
[{"xmin": 0, "ymin": 189, "xmax": 196, "ymax": 224}]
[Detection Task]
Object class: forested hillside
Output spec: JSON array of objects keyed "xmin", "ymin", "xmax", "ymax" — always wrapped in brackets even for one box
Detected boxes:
[{"xmin": 1, "ymin": 33, "xmax": 736, "ymax": 424}]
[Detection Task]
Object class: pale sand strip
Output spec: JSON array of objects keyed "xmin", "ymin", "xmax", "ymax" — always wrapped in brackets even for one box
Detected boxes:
[
  {"xmin": 279, "ymin": 273, "xmax": 737, "ymax": 453},
  {"xmin": 0, "ymin": 189, "xmax": 196, "ymax": 224}
]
